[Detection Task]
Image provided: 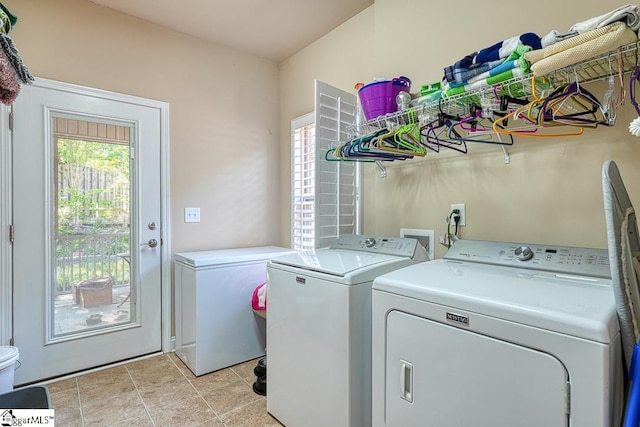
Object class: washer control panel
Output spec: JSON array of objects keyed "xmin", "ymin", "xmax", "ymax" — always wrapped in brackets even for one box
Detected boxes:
[
  {"xmin": 330, "ymin": 234, "xmax": 424, "ymax": 259},
  {"xmin": 444, "ymin": 239, "xmax": 611, "ymax": 278}
]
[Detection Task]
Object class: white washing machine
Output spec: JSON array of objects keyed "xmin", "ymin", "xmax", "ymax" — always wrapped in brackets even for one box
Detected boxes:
[
  {"xmin": 372, "ymin": 239, "xmax": 624, "ymax": 427},
  {"xmin": 266, "ymin": 235, "xmax": 428, "ymax": 427}
]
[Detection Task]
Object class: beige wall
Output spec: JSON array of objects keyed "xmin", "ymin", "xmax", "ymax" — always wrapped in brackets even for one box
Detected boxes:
[
  {"xmin": 280, "ymin": 1, "xmax": 640, "ymax": 258},
  {"xmin": 11, "ymin": 0, "xmax": 281, "ymax": 254},
  {"xmin": 278, "ymin": 7, "xmax": 376, "ymax": 244},
  {"xmin": 10, "ymin": 0, "xmax": 640, "ymax": 260}
]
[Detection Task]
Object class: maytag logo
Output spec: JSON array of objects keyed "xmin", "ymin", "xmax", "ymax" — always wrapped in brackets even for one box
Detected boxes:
[
  {"xmin": 296, "ymin": 277, "xmax": 306, "ymax": 285},
  {"xmin": 446, "ymin": 312, "xmax": 469, "ymax": 326}
]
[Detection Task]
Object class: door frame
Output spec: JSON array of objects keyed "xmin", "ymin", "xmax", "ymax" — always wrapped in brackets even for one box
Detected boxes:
[
  {"xmin": 0, "ymin": 77, "xmax": 172, "ymax": 356},
  {"xmin": 0, "ymin": 103, "xmax": 10, "ymax": 345}
]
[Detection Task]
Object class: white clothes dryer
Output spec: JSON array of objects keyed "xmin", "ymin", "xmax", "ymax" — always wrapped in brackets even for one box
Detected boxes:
[
  {"xmin": 266, "ymin": 235, "xmax": 427, "ymax": 427},
  {"xmin": 372, "ymin": 239, "xmax": 624, "ymax": 427}
]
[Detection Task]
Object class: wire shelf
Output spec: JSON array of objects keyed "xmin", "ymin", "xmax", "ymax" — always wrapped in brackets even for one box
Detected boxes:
[
  {"xmin": 351, "ymin": 40, "xmax": 640, "ymax": 135},
  {"xmin": 339, "ymin": 40, "xmax": 640, "ymax": 176},
  {"xmin": 554, "ymin": 40, "xmax": 640, "ymax": 85}
]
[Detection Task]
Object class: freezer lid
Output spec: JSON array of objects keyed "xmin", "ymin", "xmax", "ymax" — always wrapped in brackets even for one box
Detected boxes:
[
  {"xmin": 174, "ymin": 246, "xmax": 293, "ymax": 267},
  {"xmin": 269, "ymin": 249, "xmax": 404, "ymax": 277}
]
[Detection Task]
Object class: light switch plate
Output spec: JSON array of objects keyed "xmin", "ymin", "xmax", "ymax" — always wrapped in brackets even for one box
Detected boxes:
[{"xmin": 184, "ymin": 207, "xmax": 200, "ymax": 223}]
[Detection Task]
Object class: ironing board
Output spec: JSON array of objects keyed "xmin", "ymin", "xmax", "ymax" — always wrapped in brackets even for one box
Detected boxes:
[{"xmin": 602, "ymin": 160, "xmax": 640, "ymax": 426}]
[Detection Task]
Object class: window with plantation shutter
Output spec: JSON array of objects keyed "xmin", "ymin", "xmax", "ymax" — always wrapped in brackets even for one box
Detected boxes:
[
  {"xmin": 290, "ymin": 81, "xmax": 362, "ymax": 250},
  {"xmin": 314, "ymin": 80, "xmax": 362, "ymax": 248}
]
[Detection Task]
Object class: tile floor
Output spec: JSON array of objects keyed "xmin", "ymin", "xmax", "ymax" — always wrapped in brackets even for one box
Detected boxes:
[{"xmin": 44, "ymin": 353, "xmax": 283, "ymax": 427}]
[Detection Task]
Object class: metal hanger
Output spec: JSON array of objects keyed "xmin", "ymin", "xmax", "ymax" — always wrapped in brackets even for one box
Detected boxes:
[{"xmin": 541, "ymin": 79, "xmax": 611, "ymax": 127}]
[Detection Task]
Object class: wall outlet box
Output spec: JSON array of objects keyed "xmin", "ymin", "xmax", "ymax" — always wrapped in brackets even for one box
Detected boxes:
[{"xmin": 400, "ymin": 228, "xmax": 435, "ymax": 261}]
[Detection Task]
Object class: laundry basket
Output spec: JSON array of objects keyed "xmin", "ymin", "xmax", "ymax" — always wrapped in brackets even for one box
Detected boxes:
[
  {"xmin": 0, "ymin": 346, "xmax": 18, "ymax": 394},
  {"xmin": 252, "ymin": 283, "xmax": 267, "ymax": 319},
  {"xmin": 251, "ymin": 283, "xmax": 268, "ymax": 395},
  {"xmin": 358, "ymin": 76, "xmax": 411, "ymax": 120}
]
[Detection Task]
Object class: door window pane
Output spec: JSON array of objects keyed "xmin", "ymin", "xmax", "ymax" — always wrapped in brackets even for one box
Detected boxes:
[{"xmin": 52, "ymin": 116, "xmax": 133, "ymax": 338}]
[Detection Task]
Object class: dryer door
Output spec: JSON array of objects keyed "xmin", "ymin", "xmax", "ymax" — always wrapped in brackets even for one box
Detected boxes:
[{"xmin": 385, "ymin": 310, "xmax": 569, "ymax": 427}]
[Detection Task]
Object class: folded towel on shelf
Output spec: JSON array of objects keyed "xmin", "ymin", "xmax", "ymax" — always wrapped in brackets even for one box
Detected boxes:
[
  {"xmin": 541, "ymin": 29, "xmax": 580, "ymax": 48},
  {"xmin": 443, "ymin": 67, "xmax": 527, "ymax": 98},
  {"xmin": 466, "ymin": 58, "xmax": 529, "ymax": 87},
  {"xmin": 444, "ymin": 55, "xmax": 504, "ymax": 85},
  {"xmin": 525, "ymin": 23, "xmax": 626, "ymax": 63},
  {"xmin": 444, "ymin": 32, "xmax": 541, "ymax": 85},
  {"xmin": 466, "ymin": 45, "xmax": 531, "ymax": 84},
  {"xmin": 569, "ymin": 4, "xmax": 640, "ymax": 34},
  {"xmin": 446, "ymin": 45, "xmax": 531, "ymax": 90},
  {"xmin": 526, "ymin": 22, "xmax": 638, "ymax": 76},
  {"xmin": 0, "ymin": 49, "xmax": 20, "ymax": 105},
  {"xmin": 0, "ymin": 33, "xmax": 34, "ymax": 84},
  {"xmin": 410, "ymin": 89, "xmax": 442, "ymax": 107},
  {"xmin": 538, "ymin": 4, "xmax": 638, "ymax": 50},
  {"xmin": 475, "ymin": 32, "xmax": 542, "ymax": 64}
]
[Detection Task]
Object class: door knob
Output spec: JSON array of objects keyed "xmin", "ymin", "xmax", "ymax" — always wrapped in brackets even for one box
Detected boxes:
[{"xmin": 141, "ymin": 238, "xmax": 158, "ymax": 248}]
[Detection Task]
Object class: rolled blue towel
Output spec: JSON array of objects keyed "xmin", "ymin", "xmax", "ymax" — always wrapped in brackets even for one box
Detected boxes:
[
  {"xmin": 444, "ymin": 55, "xmax": 504, "ymax": 85},
  {"xmin": 475, "ymin": 32, "xmax": 541, "ymax": 64}
]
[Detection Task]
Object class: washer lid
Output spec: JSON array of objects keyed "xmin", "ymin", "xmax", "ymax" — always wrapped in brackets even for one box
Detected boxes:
[
  {"xmin": 269, "ymin": 249, "xmax": 406, "ymax": 277},
  {"xmin": 174, "ymin": 246, "xmax": 293, "ymax": 267},
  {"xmin": 373, "ymin": 259, "xmax": 618, "ymax": 343}
]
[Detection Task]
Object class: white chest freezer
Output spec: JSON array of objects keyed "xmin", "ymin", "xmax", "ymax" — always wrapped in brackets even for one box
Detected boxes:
[{"xmin": 174, "ymin": 246, "xmax": 292, "ymax": 376}]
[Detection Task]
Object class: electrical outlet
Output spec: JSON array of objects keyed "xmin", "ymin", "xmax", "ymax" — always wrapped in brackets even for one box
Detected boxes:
[
  {"xmin": 450, "ymin": 203, "xmax": 466, "ymax": 226},
  {"xmin": 184, "ymin": 207, "xmax": 200, "ymax": 223}
]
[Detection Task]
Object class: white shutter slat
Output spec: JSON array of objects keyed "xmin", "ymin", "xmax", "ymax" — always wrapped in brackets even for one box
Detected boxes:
[
  {"xmin": 314, "ymin": 80, "xmax": 360, "ymax": 248},
  {"xmin": 292, "ymin": 81, "xmax": 361, "ymax": 251}
]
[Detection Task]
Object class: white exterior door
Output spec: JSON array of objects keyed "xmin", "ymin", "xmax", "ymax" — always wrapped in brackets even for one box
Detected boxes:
[{"xmin": 11, "ymin": 79, "xmax": 167, "ymax": 384}]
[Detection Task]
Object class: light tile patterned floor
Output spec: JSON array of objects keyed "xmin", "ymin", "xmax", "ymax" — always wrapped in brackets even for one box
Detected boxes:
[{"xmin": 45, "ymin": 353, "xmax": 282, "ymax": 427}]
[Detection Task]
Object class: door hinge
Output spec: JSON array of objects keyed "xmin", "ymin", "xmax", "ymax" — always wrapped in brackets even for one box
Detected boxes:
[
  {"xmin": 8, "ymin": 111, "xmax": 12, "ymax": 131},
  {"xmin": 9, "ymin": 224, "xmax": 14, "ymax": 244},
  {"xmin": 9, "ymin": 337, "xmax": 13, "ymax": 346}
]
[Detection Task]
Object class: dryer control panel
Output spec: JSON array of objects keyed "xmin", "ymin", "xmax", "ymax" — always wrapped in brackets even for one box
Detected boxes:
[
  {"xmin": 444, "ymin": 239, "xmax": 611, "ymax": 278},
  {"xmin": 330, "ymin": 234, "xmax": 427, "ymax": 260}
]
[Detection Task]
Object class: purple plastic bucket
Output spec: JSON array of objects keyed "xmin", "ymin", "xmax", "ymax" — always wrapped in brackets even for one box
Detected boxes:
[{"xmin": 358, "ymin": 76, "xmax": 411, "ymax": 120}]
